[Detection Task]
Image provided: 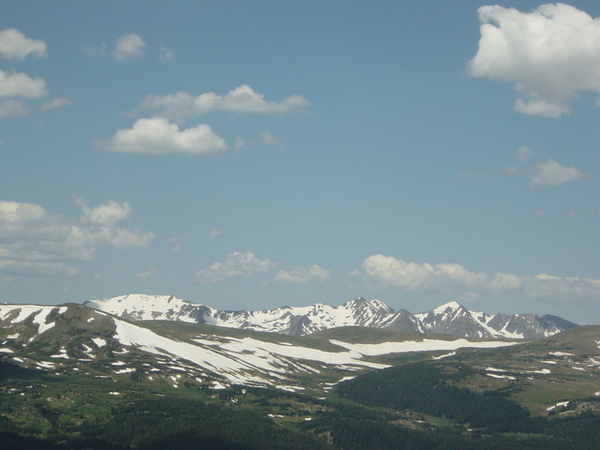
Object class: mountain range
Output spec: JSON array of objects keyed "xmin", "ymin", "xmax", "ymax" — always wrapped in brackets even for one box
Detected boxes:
[
  {"xmin": 0, "ymin": 299, "xmax": 598, "ymax": 448},
  {"xmin": 84, "ymin": 294, "xmax": 578, "ymax": 339},
  {"xmin": 0, "ymin": 302, "xmax": 519, "ymax": 391}
]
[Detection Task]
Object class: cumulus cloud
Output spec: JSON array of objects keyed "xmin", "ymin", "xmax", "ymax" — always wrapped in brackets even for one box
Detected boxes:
[
  {"xmin": 75, "ymin": 197, "xmax": 132, "ymax": 226},
  {"xmin": 272, "ymin": 264, "xmax": 331, "ymax": 285},
  {"xmin": 41, "ymin": 97, "xmax": 72, "ymax": 110},
  {"xmin": 0, "ymin": 28, "xmax": 46, "ymax": 60},
  {"xmin": 360, "ymin": 255, "xmax": 491, "ymax": 291},
  {"xmin": 467, "ymin": 3, "xmax": 600, "ymax": 118},
  {"xmin": 357, "ymin": 255, "xmax": 599, "ymax": 305},
  {"xmin": 529, "ymin": 159, "xmax": 587, "ymax": 189},
  {"xmin": 97, "ymin": 118, "xmax": 227, "ymax": 155},
  {"xmin": 136, "ymin": 84, "xmax": 311, "ymax": 121},
  {"xmin": 195, "ymin": 251, "xmax": 276, "ymax": 283},
  {"xmin": 0, "ymin": 70, "xmax": 47, "ymax": 99},
  {"xmin": 113, "ymin": 33, "xmax": 146, "ymax": 61},
  {"xmin": 0, "ymin": 198, "xmax": 153, "ymax": 277}
]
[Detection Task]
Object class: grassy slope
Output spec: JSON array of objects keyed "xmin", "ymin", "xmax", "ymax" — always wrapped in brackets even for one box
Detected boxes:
[{"xmin": 0, "ymin": 306, "xmax": 598, "ymax": 448}]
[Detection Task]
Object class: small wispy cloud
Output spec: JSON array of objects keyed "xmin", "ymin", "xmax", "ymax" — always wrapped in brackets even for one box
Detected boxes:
[
  {"xmin": 272, "ymin": 265, "xmax": 331, "ymax": 285},
  {"xmin": 195, "ymin": 251, "xmax": 276, "ymax": 283},
  {"xmin": 42, "ymin": 97, "xmax": 72, "ymax": 110},
  {"xmin": 135, "ymin": 85, "xmax": 311, "ymax": 121},
  {"xmin": 168, "ymin": 237, "xmax": 183, "ymax": 253},
  {"xmin": 529, "ymin": 160, "xmax": 588, "ymax": 189},
  {"xmin": 209, "ymin": 229, "xmax": 223, "ymax": 239}
]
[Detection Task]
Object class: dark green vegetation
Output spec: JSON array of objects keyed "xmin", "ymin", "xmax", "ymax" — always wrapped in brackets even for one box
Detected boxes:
[
  {"xmin": 1, "ymin": 360, "xmax": 598, "ymax": 449},
  {"xmin": 0, "ymin": 306, "xmax": 598, "ymax": 449}
]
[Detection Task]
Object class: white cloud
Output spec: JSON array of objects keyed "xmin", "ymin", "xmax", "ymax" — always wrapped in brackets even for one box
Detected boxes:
[
  {"xmin": 0, "ymin": 28, "xmax": 46, "ymax": 60},
  {"xmin": 97, "ymin": 118, "xmax": 227, "ymax": 155},
  {"xmin": 42, "ymin": 97, "xmax": 72, "ymax": 110},
  {"xmin": 514, "ymin": 98, "xmax": 570, "ymax": 119},
  {"xmin": 0, "ymin": 99, "xmax": 27, "ymax": 118},
  {"xmin": 195, "ymin": 251, "xmax": 276, "ymax": 283},
  {"xmin": 136, "ymin": 84, "xmax": 311, "ymax": 120},
  {"xmin": 524, "ymin": 274, "xmax": 600, "ymax": 304},
  {"xmin": 0, "ymin": 70, "xmax": 47, "ymax": 98},
  {"xmin": 357, "ymin": 255, "xmax": 599, "ymax": 305},
  {"xmin": 168, "ymin": 237, "xmax": 183, "ymax": 253},
  {"xmin": 467, "ymin": 3, "xmax": 600, "ymax": 118},
  {"xmin": 529, "ymin": 159, "xmax": 587, "ymax": 189},
  {"xmin": 0, "ymin": 199, "xmax": 153, "ymax": 277},
  {"xmin": 515, "ymin": 146, "xmax": 534, "ymax": 162},
  {"xmin": 272, "ymin": 265, "xmax": 331, "ymax": 285},
  {"xmin": 113, "ymin": 33, "xmax": 146, "ymax": 61},
  {"xmin": 75, "ymin": 197, "xmax": 132, "ymax": 226},
  {"xmin": 258, "ymin": 131, "xmax": 283, "ymax": 148},
  {"xmin": 361, "ymin": 255, "xmax": 489, "ymax": 291},
  {"xmin": 209, "ymin": 229, "xmax": 223, "ymax": 239}
]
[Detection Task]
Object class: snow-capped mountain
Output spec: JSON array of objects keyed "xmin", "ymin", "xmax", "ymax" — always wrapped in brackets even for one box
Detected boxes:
[
  {"xmin": 0, "ymin": 302, "xmax": 517, "ymax": 391},
  {"xmin": 84, "ymin": 294, "xmax": 578, "ymax": 339}
]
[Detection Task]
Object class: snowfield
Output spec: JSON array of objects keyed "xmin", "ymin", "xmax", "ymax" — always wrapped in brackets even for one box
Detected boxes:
[
  {"xmin": 112, "ymin": 317, "xmax": 518, "ymax": 386},
  {"xmin": 328, "ymin": 338, "xmax": 517, "ymax": 356}
]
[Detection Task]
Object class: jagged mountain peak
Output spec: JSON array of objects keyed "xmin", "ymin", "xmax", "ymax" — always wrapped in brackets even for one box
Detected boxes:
[
  {"xmin": 343, "ymin": 297, "xmax": 394, "ymax": 314},
  {"xmin": 431, "ymin": 301, "xmax": 463, "ymax": 313},
  {"xmin": 83, "ymin": 294, "xmax": 577, "ymax": 339}
]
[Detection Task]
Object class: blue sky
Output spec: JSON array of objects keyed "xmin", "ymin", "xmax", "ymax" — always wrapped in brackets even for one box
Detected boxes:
[{"xmin": 1, "ymin": 1, "xmax": 598, "ymax": 324}]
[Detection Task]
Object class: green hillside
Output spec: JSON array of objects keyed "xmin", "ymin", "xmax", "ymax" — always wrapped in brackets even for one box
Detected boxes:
[{"xmin": 0, "ymin": 305, "xmax": 597, "ymax": 449}]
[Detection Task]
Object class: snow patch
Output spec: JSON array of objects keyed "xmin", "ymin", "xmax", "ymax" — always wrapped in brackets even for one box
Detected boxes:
[
  {"xmin": 528, "ymin": 369, "xmax": 551, "ymax": 374},
  {"xmin": 486, "ymin": 373, "xmax": 515, "ymax": 380},
  {"xmin": 546, "ymin": 401, "xmax": 569, "ymax": 411},
  {"xmin": 50, "ymin": 349, "xmax": 69, "ymax": 359},
  {"xmin": 91, "ymin": 337, "xmax": 107, "ymax": 347},
  {"xmin": 328, "ymin": 338, "xmax": 516, "ymax": 356},
  {"xmin": 432, "ymin": 351, "xmax": 456, "ymax": 360}
]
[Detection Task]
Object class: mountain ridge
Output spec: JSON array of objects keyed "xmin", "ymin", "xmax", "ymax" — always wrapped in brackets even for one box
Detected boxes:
[{"xmin": 83, "ymin": 294, "xmax": 578, "ymax": 339}]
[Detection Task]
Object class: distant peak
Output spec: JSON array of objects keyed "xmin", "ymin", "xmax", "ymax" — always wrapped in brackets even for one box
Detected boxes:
[
  {"xmin": 432, "ymin": 301, "xmax": 463, "ymax": 314},
  {"xmin": 343, "ymin": 297, "xmax": 393, "ymax": 314}
]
